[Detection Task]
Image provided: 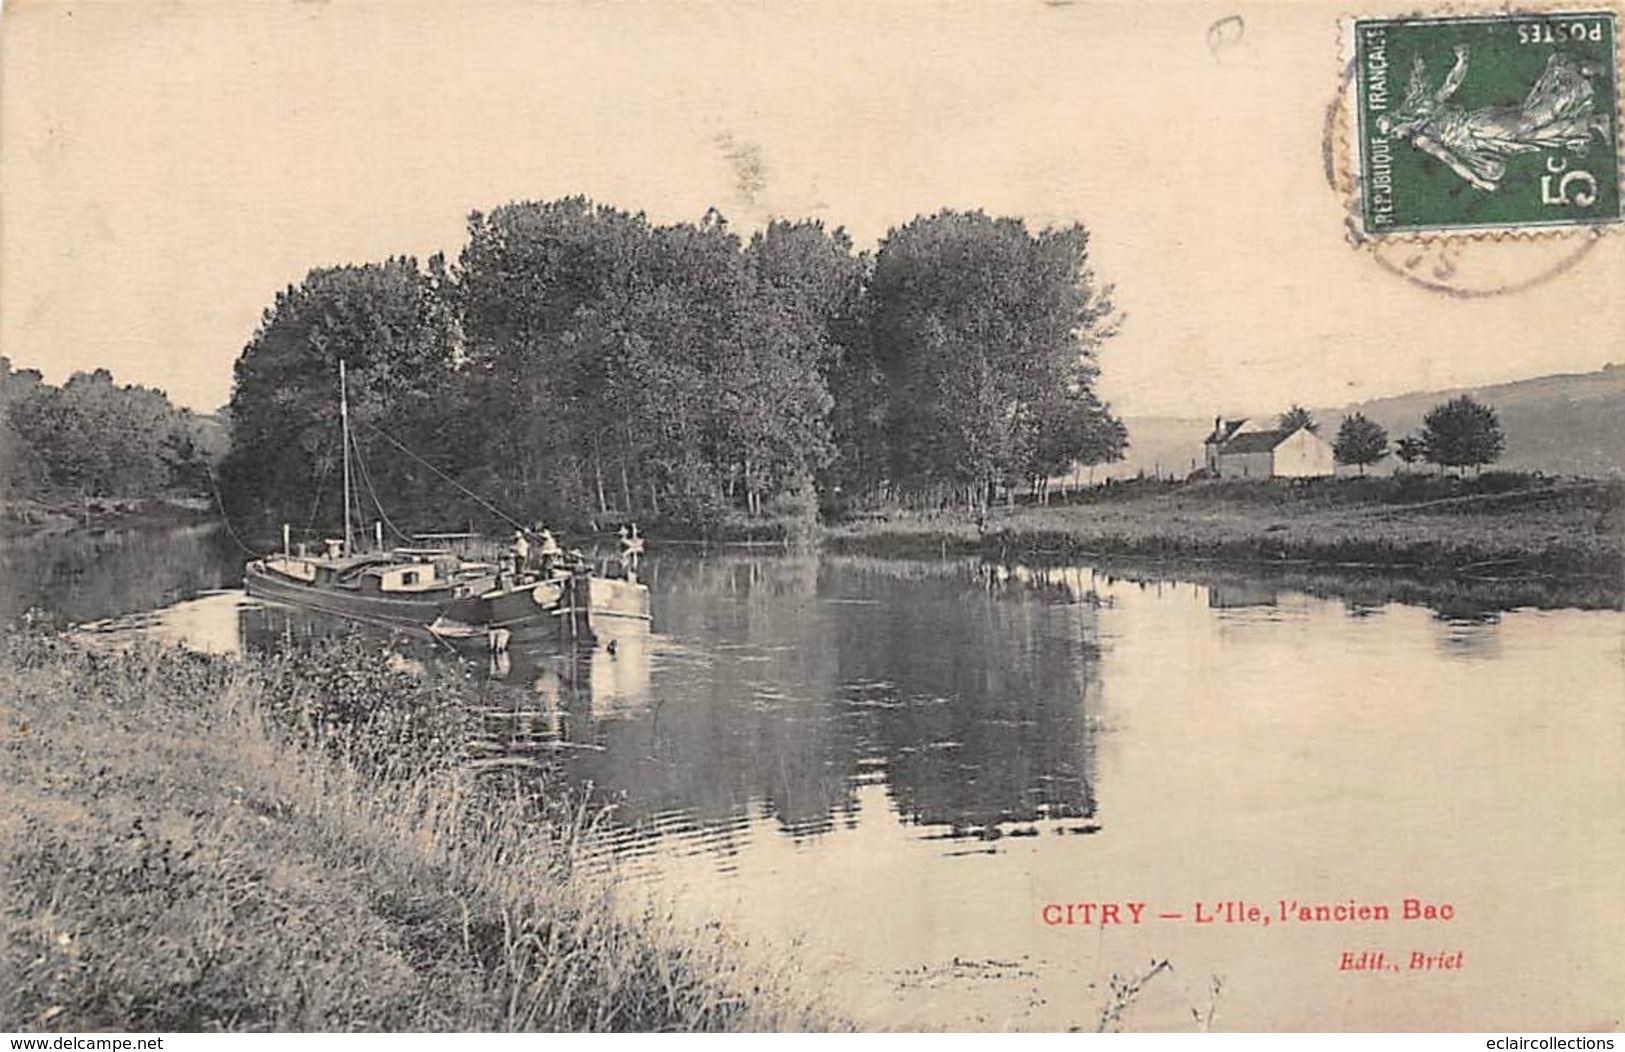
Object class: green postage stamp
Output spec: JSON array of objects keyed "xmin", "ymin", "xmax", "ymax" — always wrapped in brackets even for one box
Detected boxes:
[{"xmin": 1350, "ymin": 10, "xmax": 1621, "ymax": 234}]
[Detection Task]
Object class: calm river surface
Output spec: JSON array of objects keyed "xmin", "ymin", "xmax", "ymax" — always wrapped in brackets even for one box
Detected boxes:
[{"xmin": 5, "ymin": 525, "xmax": 1622, "ymax": 1031}]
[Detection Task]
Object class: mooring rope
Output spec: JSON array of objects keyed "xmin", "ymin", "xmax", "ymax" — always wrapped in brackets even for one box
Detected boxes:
[{"xmin": 204, "ymin": 461, "xmax": 262, "ymax": 558}]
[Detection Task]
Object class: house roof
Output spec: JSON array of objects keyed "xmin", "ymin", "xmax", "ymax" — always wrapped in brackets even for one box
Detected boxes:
[
  {"xmin": 1204, "ymin": 419, "xmax": 1248, "ymax": 445},
  {"xmin": 1219, "ymin": 428, "xmax": 1294, "ymax": 454}
]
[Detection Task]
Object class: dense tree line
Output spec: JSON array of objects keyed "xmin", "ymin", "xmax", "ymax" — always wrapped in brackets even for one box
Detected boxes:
[
  {"xmin": 0, "ymin": 358, "xmax": 224, "ymax": 500},
  {"xmin": 219, "ymin": 258, "xmax": 464, "ymax": 538},
  {"xmin": 221, "ymin": 200, "xmax": 1126, "ymax": 537}
]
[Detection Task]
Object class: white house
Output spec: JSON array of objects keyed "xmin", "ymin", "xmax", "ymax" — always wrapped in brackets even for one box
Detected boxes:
[{"xmin": 1203, "ymin": 417, "xmax": 1335, "ymax": 479}]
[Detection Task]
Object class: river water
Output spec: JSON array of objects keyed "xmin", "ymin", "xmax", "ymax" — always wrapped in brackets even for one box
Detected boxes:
[{"xmin": 4, "ymin": 525, "xmax": 1622, "ymax": 1031}]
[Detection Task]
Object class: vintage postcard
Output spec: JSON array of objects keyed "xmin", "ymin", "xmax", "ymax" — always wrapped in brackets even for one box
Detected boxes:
[{"xmin": 1, "ymin": 0, "xmax": 1621, "ymax": 1037}]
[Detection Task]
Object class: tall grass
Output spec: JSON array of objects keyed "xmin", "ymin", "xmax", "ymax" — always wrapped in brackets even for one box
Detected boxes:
[{"xmin": 0, "ymin": 629, "xmax": 841, "ymax": 1032}]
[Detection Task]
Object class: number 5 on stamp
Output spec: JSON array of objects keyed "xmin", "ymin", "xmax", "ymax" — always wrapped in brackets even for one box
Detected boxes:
[{"xmin": 1349, "ymin": 11, "xmax": 1621, "ymax": 234}]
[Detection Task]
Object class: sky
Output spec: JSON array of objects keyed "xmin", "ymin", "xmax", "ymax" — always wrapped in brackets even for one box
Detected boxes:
[{"xmin": 2, "ymin": 0, "xmax": 1621, "ymax": 418}]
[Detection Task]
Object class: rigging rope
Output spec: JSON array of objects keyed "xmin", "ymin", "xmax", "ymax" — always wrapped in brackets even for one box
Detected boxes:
[
  {"xmin": 350, "ymin": 433, "xmax": 411, "ymax": 543},
  {"xmin": 204, "ymin": 461, "xmax": 262, "ymax": 558},
  {"xmin": 356, "ymin": 419, "xmax": 528, "ymax": 532},
  {"xmin": 303, "ymin": 433, "xmax": 335, "ymax": 539}
]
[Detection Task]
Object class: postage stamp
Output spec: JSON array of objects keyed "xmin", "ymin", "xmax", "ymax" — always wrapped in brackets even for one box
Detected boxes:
[{"xmin": 1350, "ymin": 10, "xmax": 1621, "ymax": 235}]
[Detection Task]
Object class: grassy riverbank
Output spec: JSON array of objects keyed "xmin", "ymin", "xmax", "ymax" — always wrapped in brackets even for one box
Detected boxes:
[
  {"xmin": 825, "ymin": 474, "xmax": 1625, "ymax": 585},
  {"xmin": 0, "ymin": 631, "xmax": 838, "ymax": 1032}
]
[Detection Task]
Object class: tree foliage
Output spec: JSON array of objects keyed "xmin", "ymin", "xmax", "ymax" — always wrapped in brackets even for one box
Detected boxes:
[
  {"xmin": 1278, "ymin": 405, "xmax": 1319, "ymax": 434},
  {"xmin": 1332, "ymin": 412, "xmax": 1388, "ymax": 474},
  {"xmin": 218, "ymin": 258, "xmax": 461, "ymax": 537},
  {"xmin": 868, "ymin": 210, "xmax": 1122, "ymax": 508},
  {"xmin": 1420, "ymin": 395, "xmax": 1504, "ymax": 472},
  {"xmin": 1, "ymin": 358, "xmax": 222, "ymax": 500},
  {"xmin": 219, "ymin": 200, "xmax": 1125, "ymax": 534},
  {"xmin": 450, "ymin": 202, "xmax": 843, "ymax": 528},
  {"xmin": 1394, "ymin": 433, "xmax": 1428, "ymax": 469}
]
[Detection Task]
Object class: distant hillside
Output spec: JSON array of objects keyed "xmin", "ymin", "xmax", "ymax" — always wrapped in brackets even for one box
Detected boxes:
[
  {"xmin": 1104, "ymin": 366, "xmax": 1625, "ymax": 481},
  {"xmin": 1326, "ymin": 367, "xmax": 1625, "ymax": 477},
  {"xmin": 1085, "ymin": 416, "xmax": 1211, "ymax": 482},
  {"xmin": 190, "ymin": 410, "xmax": 230, "ymax": 463}
]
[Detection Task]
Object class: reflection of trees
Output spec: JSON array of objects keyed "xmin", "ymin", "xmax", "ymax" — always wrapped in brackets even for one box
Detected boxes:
[
  {"xmin": 1435, "ymin": 612, "xmax": 1503, "ymax": 661},
  {"xmin": 0, "ymin": 524, "xmax": 238, "ymax": 624},
  {"xmin": 827, "ymin": 563, "xmax": 1100, "ymax": 834},
  {"xmin": 472, "ymin": 553, "xmax": 1103, "ymax": 850},
  {"xmin": 239, "ymin": 598, "xmax": 426, "ymax": 659},
  {"xmin": 238, "ymin": 547, "xmax": 1106, "ymax": 849},
  {"xmin": 639, "ymin": 551, "xmax": 821, "ymax": 602},
  {"xmin": 560, "ymin": 554, "xmax": 860, "ymax": 842}
]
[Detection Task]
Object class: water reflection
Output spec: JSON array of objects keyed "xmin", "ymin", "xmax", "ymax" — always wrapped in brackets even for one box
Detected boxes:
[
  {"xmin": 58, "ymin": 543, "xmax": 1598, "ymax": 854},
  {"xmin": 1436, "ymin": 613, "xmax": 1504, "ymax": 660},
  {"xmin": 540, "ymin": 556, "xmax": 1106, "ymax": 850},
  {"xmin": 24, "ymin": 529, "xmax": 1625, "ymax": 1029},
  {"xmin": 471, "ymin": 637, "xmax": 657, "ymax": 761},
  {"xmin": 136, "ymin": 553, "xmax": 1108, "ymax": 851},
  {"xmin": 1091, "ymin": 556, "xmax": 1621, "ymax": 619},
  {"xmin": 1207, "ymin": 580, "xmax": 1280, "ymax": 609},
  {"xmin": 0, "ymin": 523, "xmax": 238, "ymax": 624}
]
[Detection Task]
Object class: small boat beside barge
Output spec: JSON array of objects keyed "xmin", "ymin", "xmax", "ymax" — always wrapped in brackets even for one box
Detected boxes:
[{"xmin": 429, "ymin": 565, "xmax": 652, "ymax": 646}]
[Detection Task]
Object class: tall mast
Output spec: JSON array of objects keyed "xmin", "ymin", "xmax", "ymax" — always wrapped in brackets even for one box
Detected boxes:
[{"xmin": 340, "ymin": 359, "xmax": 353, "ymax": 557}]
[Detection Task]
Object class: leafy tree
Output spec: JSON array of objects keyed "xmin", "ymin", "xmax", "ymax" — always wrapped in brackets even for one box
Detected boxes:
[
  {"xmin": 745, "ymin": 220, "xmax": 866, "ymax": 373},
  {"xmin": 220, "ymin": 257, "xmax": 460, "ymax": 536},
  {"xmin": 2, "ymin": 359, "xmax": 213, "ymax": 499},
  {"xmin": 1030, "ymin": 387, "xmax": 1128, "ymax": 499},
  {"xmin": 455, "ymin": 201, "xmax": 847, "ymax": 530},
  {"xmin": 868, "ymin": 210, "xmax": 1119, "ymax": 510},
  {"xmin": 1394, "ymin": 433, "xmax": 1428, "ymax": 472},
  {"xmin": 456, "ymin": 199, "xmax": 669, "ymax": 523},
  {"xmin": 1420, "ymin": 395, "xmax": 1505, "ymax": 473},
  {"xmin": 1278, "ymin": 405, "xmax": 1319, "ymax": 434},
  {"xmin": 213, "ymin": 197, "xmax": 1128, "ymax": 534},
  {"xmin": 744, "ymin": 220, "xmax": 875, "ymax": 504},
  {"xmin": 160, "ymin": 410, "xmax": 227, "ymax": 495},
  {"xmin": 0, "ymin": 358, "xmax": 48, "ymax": 496},
  {"xmin": 712, "ymin": 295, "xmax": 834, "ymax": 517},
  {"xmin": 1332, "ymin": 412, "xmax": 1388, "ymax": 475}
]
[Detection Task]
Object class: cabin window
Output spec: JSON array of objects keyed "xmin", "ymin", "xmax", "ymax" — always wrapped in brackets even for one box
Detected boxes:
[{"xmin": 401, "ymin": 571, "xmax": 419, "ymax": 586}]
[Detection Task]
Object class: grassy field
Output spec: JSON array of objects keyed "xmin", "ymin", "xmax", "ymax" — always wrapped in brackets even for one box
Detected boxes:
[
  {"xmin": 0, "ymin": 631, "xmax": 840, "ymax": 1032},
  {"xmin": 825, "ymin": 474, "xmax": 1625, "ymax": 585}
]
